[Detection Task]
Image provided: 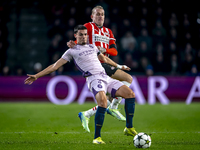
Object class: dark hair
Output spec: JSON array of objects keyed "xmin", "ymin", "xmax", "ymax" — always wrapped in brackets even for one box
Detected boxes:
[{"xmin": 74, "ymin": 25, "xmax": 87, "ymax": 34}]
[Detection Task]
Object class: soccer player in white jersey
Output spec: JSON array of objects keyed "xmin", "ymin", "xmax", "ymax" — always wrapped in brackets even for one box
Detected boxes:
[
  {"xmin": 24, "ymin": 25, "xmax": 137, "ymax": 144},
  {"xmin": 67, "ymin": 6, "xmax": 135, "ymax": 133}
]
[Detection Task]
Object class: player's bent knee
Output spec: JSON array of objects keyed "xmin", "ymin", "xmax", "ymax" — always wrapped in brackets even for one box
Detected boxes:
[
  {"xmin": 126, "ymin": 74, "xmax": 133, "ymax": 84},
  {"xmin": 97, "ymin": 98, "xmax": 107, "ymax": 108},
  {"xmin": 126, "ymin": 91, "xmax": 135, "ymax": 98},
  {"xmin": 121, "ymin": 73, "xmax": 132, "ymax": 84},
  {"xmin": 115, "ymin": 85, "xmax": 135, "ymax": 98},
  {"xmin": 117, "ymin": 87, "xmax": 135, "ymax": 99},
  {"xmin": 95, "ymin": 92, "xmax": 107, "ymax": 108},
  {"xmin": 98, "ymin": 102, "xmax": 107, "ymax": 108},
  {"xmin": 120, "ymin": 71, "xmax": 133, "ymax": 84}
]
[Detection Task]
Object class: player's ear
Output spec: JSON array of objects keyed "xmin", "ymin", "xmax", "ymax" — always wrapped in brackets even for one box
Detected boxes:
[
  {"xmin": 74, "ymin": 33, "xmax": 77, "ymax": 38},
  {"xmin": 91, "ymin": 15, "xmax": 93, "ymax": 20}
]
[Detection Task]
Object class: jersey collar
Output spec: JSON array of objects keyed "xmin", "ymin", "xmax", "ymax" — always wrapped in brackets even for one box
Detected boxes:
[{"xmin": 93, "ymin": 22, "xmax": 103, "ymax": 28}]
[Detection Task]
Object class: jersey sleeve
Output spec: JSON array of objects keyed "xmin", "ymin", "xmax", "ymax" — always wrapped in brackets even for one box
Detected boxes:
[
  {"xmin": 106, "ymin": 48, "xmax": 118, "ymax": 56},
  {"xmin": 109, "ymin": 29, "xmax": 116, "ymax": 46},
  {"xmin": 61, "ymin": 49, "xmax": 73, "ymax": 62},
  {"xmin": 106, "ymin": 29, "xmax": 118, "ymax": 56}
]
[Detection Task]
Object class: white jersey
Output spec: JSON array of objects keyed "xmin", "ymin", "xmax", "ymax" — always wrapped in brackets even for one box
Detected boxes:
[
  {"xmin": 62, "ymin": 43, "xmax": 124, "ymax": 97},
  {"xmin": 61, "ymin": 44, "xmax": 105, "ymax": 77}
]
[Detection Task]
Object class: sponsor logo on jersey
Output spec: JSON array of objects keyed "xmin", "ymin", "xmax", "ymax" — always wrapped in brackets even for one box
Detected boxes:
[{"xmin": 94, "ymin": 34, "xmax": 109, "ymax": 44}]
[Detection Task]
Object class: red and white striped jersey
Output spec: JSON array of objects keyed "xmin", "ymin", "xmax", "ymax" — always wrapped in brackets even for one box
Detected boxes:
[{"xmin": 84, "ymin": 22, "xmax": 117, "ymax": 57}]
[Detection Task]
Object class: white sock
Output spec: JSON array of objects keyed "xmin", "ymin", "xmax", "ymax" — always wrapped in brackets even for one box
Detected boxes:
[
  {"xmin": 110, "ymin": 97, "xmax": 122, "ymax": 109},
  {"xmin": 107, "ymin": 100, "xmax": 111, "ymax": 107},
  {"xmin": 110, "ymin": 81, "xmax": 131, "ymax": 109},
  {"xmin": 84, "ymin": 100, "xmax": 111, "ymax": 118}
]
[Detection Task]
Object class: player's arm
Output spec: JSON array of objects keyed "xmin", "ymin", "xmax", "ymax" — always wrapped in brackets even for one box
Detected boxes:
[
  {"xmin": 107, "ymin": 42, "xmax": 118, "ymax": 56},
  {"xmin": 98, "ymin": 28, "xmax": 118, "ymax": 56},
  {"xmin": 103, "ymin": 29, "xmax": 118, "ymax": 56},
  {"xmin": 98, "ymin": 53, "xmax": 130, "ymax": 71},
  {"xmin": 24, "ymin": 58, "xmax": 68, "ymax": 85},
  {"xmin": 67, "ymin": 40, "xmax": 76, "ymax": 48},
  {"xmin": 98, "ymin": 42, "xmax": 118, "ymax": 56}
]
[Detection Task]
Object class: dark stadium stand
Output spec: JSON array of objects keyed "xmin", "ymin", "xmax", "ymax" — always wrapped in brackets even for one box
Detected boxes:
[{"xmin": 0, "ymin": 0, "xmax": 199, "ymax": 76}]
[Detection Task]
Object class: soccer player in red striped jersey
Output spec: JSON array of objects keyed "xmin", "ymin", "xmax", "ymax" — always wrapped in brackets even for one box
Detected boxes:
[
  {"xmin": 67, "ymin": 6, "xmax": 135, "ymax": 133},
  {"xmin": 83, "ymin": 20, "xmax": 117, "ymax": 58}
]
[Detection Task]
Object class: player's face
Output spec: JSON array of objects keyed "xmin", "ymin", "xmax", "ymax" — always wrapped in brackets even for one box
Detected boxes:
[
  {"xmin": 75, "ymin": 29, "xmax": 87, "ymax": 45},
  {"xmin": 91, "ymin": 8, "xmax": 105, "ymax": 26}
]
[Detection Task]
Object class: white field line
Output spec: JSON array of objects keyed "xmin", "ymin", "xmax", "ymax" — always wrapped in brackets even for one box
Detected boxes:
[{"xmin": 0, "ymin": 131, "xmax": 199, "ymax": 134}]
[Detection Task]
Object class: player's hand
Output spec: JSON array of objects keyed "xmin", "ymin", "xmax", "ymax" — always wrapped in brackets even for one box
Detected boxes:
[
  {"xmin": 122, "ymin": 65, "xmax": 131, "ymax": 71},
  {"xmin": 97, "ymin": 46, "xmax": 106, "ymax": 53},
  {"xmin": 117, "ymin": 64, "xmax": 131, "ymax": 71},
  {"xmin": 67, "ymin": 40, "xmax": 76, "ymax": 48},
  {"xmin": 24, "ymin": 74, "xmax": 37, "ymax": 85}
]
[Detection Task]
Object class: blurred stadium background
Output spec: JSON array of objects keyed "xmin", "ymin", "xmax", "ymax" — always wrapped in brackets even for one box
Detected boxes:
[{"xmin": 0, "ymin": 0, "xmax": 200, "ymax": 103}]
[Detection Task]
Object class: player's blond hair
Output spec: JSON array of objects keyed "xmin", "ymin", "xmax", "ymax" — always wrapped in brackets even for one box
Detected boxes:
[{"xmin": 91, "ymin": 5, "xmax": 104, "ymax": 15}]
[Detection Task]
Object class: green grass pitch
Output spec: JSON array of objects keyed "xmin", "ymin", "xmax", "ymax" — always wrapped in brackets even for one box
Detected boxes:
[{"xmin": 0, "ymin": 102, "xmax": 200, "ymax": 150}]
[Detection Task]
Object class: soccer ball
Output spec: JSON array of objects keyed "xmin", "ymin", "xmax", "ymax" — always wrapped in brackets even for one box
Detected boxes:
[{"xmin": 133, "ymin": 132, "xmax": 151, "ymax": 148}]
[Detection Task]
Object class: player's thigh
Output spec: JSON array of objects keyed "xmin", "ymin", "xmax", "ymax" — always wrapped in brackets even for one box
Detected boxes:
[
  {"xmin": 111, "ymin": 69, "xmax": 133, "ymax": 84},
  {"xmin": 90, "ymin": 79, "xmax": 107, "ymax": 108},
  {"xmin": 115, "ymin": 85, "xmax": 135, "ymax": 99}
]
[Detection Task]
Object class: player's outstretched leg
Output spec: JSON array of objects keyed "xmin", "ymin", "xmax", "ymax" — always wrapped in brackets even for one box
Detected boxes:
[{"xmin": 123, "ymin": 98, "xmax": 138, "ymax": 137}]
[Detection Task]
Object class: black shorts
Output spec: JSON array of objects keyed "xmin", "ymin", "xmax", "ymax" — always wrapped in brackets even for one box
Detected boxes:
[{"xmin": 101, "ymin": 63, "xmax": 118, "ymax": 77}]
